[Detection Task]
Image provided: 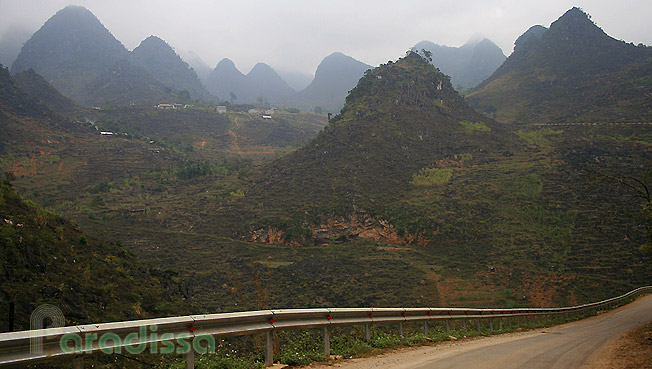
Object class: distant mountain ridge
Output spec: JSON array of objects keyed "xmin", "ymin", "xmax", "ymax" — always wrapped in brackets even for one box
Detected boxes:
[
  {"xmin": 414, "ymin": 38, "xmax": 506, "ymax": 90},
  {"xmin": 467, "ymin": 7, "xmax": 652, "ymax": 123},
  {"xmin": 11, "ymin": 6, "xmax": 211, "ymax": 106},
  {"xmin": 205, "ymin": 58, "xmax": 294, "ymax": 104},
  {"xmin": 287, "ymin": 52, "xmax": 372, "ymax": 113}
]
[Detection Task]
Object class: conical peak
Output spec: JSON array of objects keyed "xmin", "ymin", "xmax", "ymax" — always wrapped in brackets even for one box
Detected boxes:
[
  {"xmin": 140, "ymin": 35, "xmax": 166, "ymax": 46},
  {"xmin": 215, "ymin": 58, "xmax": 237, "ymax": 69},
  {"xmin": 336, "ymin": 51, "xmax": 461, "ymax": 120},
  {"xmin": 549, "ymin": 7, "xmax": 604, "ymax": 36},
  {"xmin": 249, "ymin": 62, "xmax": 273, "ymax": 74},
  {"xmin": 44, "ymin": 5, "xmax": 106, "ymax": 30}
]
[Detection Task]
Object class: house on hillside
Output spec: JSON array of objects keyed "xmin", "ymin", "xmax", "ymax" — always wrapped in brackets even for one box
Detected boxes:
[{"xmin": 216, "ymin": 106, "xmax": 227, "ymax": 114}]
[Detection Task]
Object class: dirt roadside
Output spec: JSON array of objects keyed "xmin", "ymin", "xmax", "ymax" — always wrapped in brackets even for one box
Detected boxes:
[
  {"xmin": 588, "ymin": 321, "xmax": 652, "ymax": 369},
  {"xmin": 300, "ymin": 295, "xmax": 652, "ymax": 369}
]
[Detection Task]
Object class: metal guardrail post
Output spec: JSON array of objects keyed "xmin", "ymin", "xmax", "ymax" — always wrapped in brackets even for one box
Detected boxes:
[
  {"xmin": 489, "ymin": 318, "xmax": 493, "ymax": 332},
  {"xmin": 323, "ymin": 327, "xmax": 330, "ymax": 357},
  {"xmin": 398, "ymin": 322, "xmax": 404, "ymax": 338},
  {"xmin": 476, "ymin": 319, "xmax": 481, "ymax": 334},
  {"xmin": 445, "ymin": 319, "xmax": 450, "ymax": 334},
  {"xmin": 499, "ymin": 317, "xmax": 503, "ymax": 330},
  {"xmin": 185, "ymin": 349, "xmax": 194, "ymax": 369},
  {"xmin": 72, "ymin": 357, "xmax": 83, "ymax": 369},
  {"xmin": 423, "ymin": 321, "xmax": 428, "ymax": 336},
  {"xmin": 265, "ymin": 331, "xmax": 273, "ymax": 366},
  {"xmin": 462, "ymin": 319, "xmax": 466, "ymax": 330},
  {"xmin": 365, "ymin": 324, "xmax": 371, "ymax": 342}
]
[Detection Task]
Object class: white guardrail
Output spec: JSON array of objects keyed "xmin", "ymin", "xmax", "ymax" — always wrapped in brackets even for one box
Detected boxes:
[{"xmin": 1, "ymin": 286, "xmax": 650, "ymax": 368}]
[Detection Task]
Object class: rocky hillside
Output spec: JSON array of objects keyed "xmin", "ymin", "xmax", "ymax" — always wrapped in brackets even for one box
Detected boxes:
[
  {"xmin": 249, "ymin": 51, "xmax": 511, "ymax": 243},
  {"xmin": 0, "ymin": 176, "xmax": 187, "ymax": 332},
  {"xmin": 12, "ymin": 68, "xmax": 78, "ymax": 113}
]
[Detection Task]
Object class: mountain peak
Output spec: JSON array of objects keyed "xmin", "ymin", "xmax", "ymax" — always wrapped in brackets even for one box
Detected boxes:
[
  {"xmin": 10, "ymin": 5, "xmax": 129, "ymax": 101},
  {"xmin": 288, "ymin": 52, "xmax": 371, "ymax": 112},
  {"xmin": 139, "ymin": 35, "xmax": 167, "ymax": 47},
  {"xmin": 514, "ymin": 25, "xmax": 548, "ymax": 51},
  {"xmin": 549, "ymin": 7, "xmax": 605, "ymax": 37},
  {"xmin": 214, "ymin": 58, "xmax": 241, "ymax": 73},
  {"xmin": 249, "ymin": 62, "xmax": 274, "ymax": 74}
]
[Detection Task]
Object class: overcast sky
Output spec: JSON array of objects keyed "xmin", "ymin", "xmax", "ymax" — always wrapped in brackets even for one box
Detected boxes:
[{"xmin": 1, "ymin": 0, "xmax": 651, "ymax": 78}]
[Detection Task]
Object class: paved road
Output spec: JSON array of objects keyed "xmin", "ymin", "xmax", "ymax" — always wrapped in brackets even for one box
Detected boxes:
[{"xmin": 311, "ymin": 295, "xmax": 652, "ymax": 369}]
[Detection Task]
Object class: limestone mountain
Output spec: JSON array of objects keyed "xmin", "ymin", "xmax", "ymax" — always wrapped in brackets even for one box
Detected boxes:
[
  {"xmin": 205, "ymin": 58, "xmax": 294, "ymax": 104},
  {"xmin": 130, "ymin": 35, "xmax": 210, "ymax": 100},
  {"xmin": 250, "ymin": 52, "xmax": 511, "ymax": 242},
  {"xmin": 288, "ymin": 52, "xmax": 372, "ymax": 113},
  {"xmin": 205, "ymin": 58, "xmax": 247, "ymax": 102},
  {"xmin": 246, "ymin": 62, "xmax": 295, "ymax": 104},
  {"xmin": 414, "ymin": 38, "xmax": 506, "ymax": 90},
  {"xmin": 10, "ymin": 5, "xmax": 130, "ymax": 102},
  {"xmin": 466, "ymin": 7, "xmax": 652, "ymax": 123}
]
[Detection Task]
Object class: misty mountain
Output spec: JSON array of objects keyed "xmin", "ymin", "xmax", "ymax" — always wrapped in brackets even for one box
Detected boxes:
[
  {"xmin": 78, "ymin": 59, "xmax": 180, "ymax": 106},
  {"xmin": 288, "ymin": 52, "xmax": 372, "ymax": 113},
  {"xmin": 0, "ymin": 26, "xmax": 33, "ymax": 68},
  {"xmin": 205, "ymin": 58, "xmax": 247, "ymax": 102},
  {"xmin": 130, "ymin": 35, "xmax": 210, "ymax": 100},
  {"xmin": 246, "ymin": 63, "xmax": 295, "ymax": 104},
  {"xmin": 414, "ymin": 38, "xmax": 506, "ymax": 91},
  {"xmin": 205, "ymin": 58, "xmax": 294, "ymax": 104},
  {"xmin": 276, "ymin": 69, "xmax": 313, "ymax": 92},
  {"xmin": 10, "ymin": 5, "xmax": 130, "ymax": 102},
  {"xmin": 183, "ymin": 51, "xmax": 213, "ymax": 85},
  {"xmin": 467, "ymin": 7, "xmax": 652, "ymax": 123}
]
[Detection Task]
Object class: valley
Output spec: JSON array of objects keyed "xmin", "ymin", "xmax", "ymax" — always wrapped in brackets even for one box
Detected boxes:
[{"xmin": 0, "ymin": 5, "xmax": 651, "ymax": 368}]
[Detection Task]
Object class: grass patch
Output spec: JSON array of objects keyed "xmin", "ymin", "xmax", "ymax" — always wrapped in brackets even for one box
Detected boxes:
[
  {"xmin": 411, "ymin": 168, "xmax": 453, "ymax": 186},
  {"xmin": 459, "ymin": 120, "xmax": 491, "ymax": 133},
  {"xmin": 518, "ymin": 128, "xmax": 563, "ymax": 147}
]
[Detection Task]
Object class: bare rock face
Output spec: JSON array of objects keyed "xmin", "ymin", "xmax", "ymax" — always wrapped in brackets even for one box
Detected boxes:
[{"xmin": 252, "ymin": 211, "xmax": 436, "ymax": 246}]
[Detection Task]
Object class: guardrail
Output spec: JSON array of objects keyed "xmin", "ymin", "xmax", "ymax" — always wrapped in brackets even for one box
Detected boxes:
[{"xmin": 1, "ymin": 286, "xmax": 650, "ymax": 368}]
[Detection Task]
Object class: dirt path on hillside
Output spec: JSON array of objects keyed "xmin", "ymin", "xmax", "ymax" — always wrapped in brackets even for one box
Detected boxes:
[{"xmin": 304, "ymin": 295, "xmax": 652, "ymax": 369}]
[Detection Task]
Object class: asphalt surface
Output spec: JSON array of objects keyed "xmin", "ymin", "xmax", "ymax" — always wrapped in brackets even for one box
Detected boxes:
[{"xmin": 310, "ymin": 294, "xmax": 652, "ymax": 369}]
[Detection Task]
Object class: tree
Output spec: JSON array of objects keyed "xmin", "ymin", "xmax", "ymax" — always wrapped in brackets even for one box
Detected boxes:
[
  {"xmin": 229, "ymin": 92, "xmax": 237, "ymax": 104},
  {"xmin": 420, "ymin": 49, "xmax": 433, "ymax": 63}
]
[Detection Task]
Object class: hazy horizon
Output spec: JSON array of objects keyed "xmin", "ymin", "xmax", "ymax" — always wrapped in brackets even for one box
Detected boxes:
[{"xmin": 1, "ymin": 0, "xmax": 651, "ymax": 79}]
